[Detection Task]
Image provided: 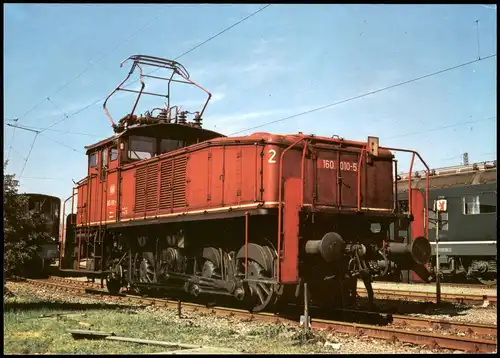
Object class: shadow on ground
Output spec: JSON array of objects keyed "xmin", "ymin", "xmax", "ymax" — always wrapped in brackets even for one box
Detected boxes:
[
  {"xmin": 4, "ymin": 301, "xmax": 142, "ymax": 312},
  {"xmin": 355, "ymin": 296, "xmax": 474, "ymax": 318}
]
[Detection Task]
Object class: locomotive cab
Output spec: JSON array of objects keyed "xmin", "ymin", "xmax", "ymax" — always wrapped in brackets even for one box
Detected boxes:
[
  {"xmin": 85, "ymin": 122, "xmax": 225, "ymax": 171},
  {"xmin": 118, "ymin": 122, "xmax": 225, "ymax": 165}
]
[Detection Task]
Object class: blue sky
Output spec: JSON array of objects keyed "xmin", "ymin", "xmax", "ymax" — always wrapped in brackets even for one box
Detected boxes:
[{"xmin": 4, "ymin": 4, "xmax": 497, "ymax": 202}]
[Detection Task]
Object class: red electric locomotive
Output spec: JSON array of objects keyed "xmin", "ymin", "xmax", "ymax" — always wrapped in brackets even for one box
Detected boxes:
[{"xmin": 60, "ymin": 55, "xmax": 432, "ymax": 312}]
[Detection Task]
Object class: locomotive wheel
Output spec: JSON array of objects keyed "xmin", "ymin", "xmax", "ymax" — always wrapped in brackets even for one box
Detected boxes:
[
  {"xmin": 106, "ymin": 263, "xmax": 123, "ymax": 295},
  {"xmin": 106, "ymin": 276, "xmax": 122, "ymax": 295},
  {"xmin": 137, "ymin": 252, "xmax": 155, "ymax": 283},
  {"xmin": 247, "ymin": 260, "xmax": 277, "ymax": 313},
  {"xmin": 478, "ymin": 277, "xmax": 497, "ymax": 286},
  {"xmin": 237, "ymin": 243, "xmax": 279, "ymax": 312}
]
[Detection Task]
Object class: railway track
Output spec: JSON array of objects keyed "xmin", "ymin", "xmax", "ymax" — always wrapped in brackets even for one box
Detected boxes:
[
  {"xmin": 372, "ymin": 280, "xmax": 497, "ymax": 290},
  {"xmin": 433, "ymin": 282, "xmax": 496, "ymax": 290},
  {"xmin": 359, "ymin": 287, "xmax": 497, "ymax": 306},
  {"xmin": 49, "ymin": 277, "xmax": 496, "ymax": 306},
  {"xmin": 12, "ymin": 277, "xmax": 497, "ymax": 353}
]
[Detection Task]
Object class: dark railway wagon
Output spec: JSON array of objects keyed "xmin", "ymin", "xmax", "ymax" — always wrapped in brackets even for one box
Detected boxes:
[
  {"xmin": 22, "ymin": 193, "xmax": 61, "ymax": 274},
  {"xmin": 397, "ymin": 162, "xmax": 497, "ymax": 284},
  {"xmin": 59, "ymin": 55, "xmax": 433, "ymax": 312}
]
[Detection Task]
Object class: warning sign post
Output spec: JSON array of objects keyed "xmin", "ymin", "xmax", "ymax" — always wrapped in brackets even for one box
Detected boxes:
[{"xmin": 435, "ymin": 198, "xmax": 447, "ymax": 305}]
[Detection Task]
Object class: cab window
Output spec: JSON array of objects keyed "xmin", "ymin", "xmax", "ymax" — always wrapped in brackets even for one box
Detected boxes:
[
  {"xmin": 110, "ymin": 146, "xmax": 118, "ymax": 161},
  {"xmin": 463, "ymin": 194, "xmax": 496, "ymax": 215},
  {"xmin": 160, "ymin": 139, "xmax": 185, "ymax": 154},
  {"xmin": 89, "ymin": 152, "xmax": 98, "ymax": 167},
  {"xmin": 102, "ymin": 148, "xmax": 108, "ymax": 167},
  {"xmin": 128, "ymin": 136, "xmax": 156, "ymax": 160}
]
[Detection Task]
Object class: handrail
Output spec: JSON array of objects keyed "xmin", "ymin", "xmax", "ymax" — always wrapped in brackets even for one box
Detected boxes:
[
  {"xmin": 356, "ymin": 146, "xmax": 367, "ymax": 211},
  {"xmin": 379, "ymin": 147, "xmax": 430, "ymax": 241},
  {"xmin": 300, "ymin": 141, "xmax": 308, "ymax": 205},
  {"xmin": 277, "ymin": 136, "xmax": 307, "ymax": 282},
  {"xmin": 245, "ymin": 211, "xmax": 249, "ymax": 278},
  {"xmin": 60, "ymin": 189, "xmax": 76, "ymax": 270}
]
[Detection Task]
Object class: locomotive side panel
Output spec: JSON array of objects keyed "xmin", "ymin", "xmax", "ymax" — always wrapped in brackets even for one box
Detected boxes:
[
  {"xmin": 315, "ymin": 149, "xmax": 337, "ymax": 206},
  {"xmin": 186, "ymin": 144, "xmax": 262, "ymax": 209},
  {"xmin": 120, "ymin": 169, "xmax": 135, "ymax": 220},
  {"xmin": 267, "ymin": 143, "xmax": 394, "ymax": 210},
  {"xmin": 209, "ymin": 147, "xmax": 224, "ymax": 206},
  {"xmin": 105, "ymin": 170, "xmax": 118, "ymax": 223},
  {"xmin": 186, "ymin": 150, "xmax": 210, "ymax": 209},
  {"xmin": 246, "ymin": 145, "xmax": 263, "ymax": 203},
  {"xmin": 362, "ymin": 157, "xmax": 393, "ymax": 209},
  {"xmin": 97, "ymin": 174, "xmax": 106, "ymax": 223},
  {"xmin": 303, "ymin": 153, "xmax": 314, "ymax": 205},
  {"xmin": 261, "ymin": 145, "xmax": 280, "ymax": 203},
  {"xmin": 223, "ymin": 146, "xmax": 242, "ymax": 206},
  {"xmin": 222, "ymin": 145, "xmax": 259, "ymax": 206},
  {"xmin": 76, "ymin": 183, "xmax": 87, "ymax": 226},
  {"xmin": 98, "ymin": 178, "xmax": 107, "ymax": 224},
  {"xmin": 89, "ymin": 174, "xmax": 101, "ymax": 224},
  {"xmin": 314, "ymin": 149, "xmax": 360, "ymax": 207}
]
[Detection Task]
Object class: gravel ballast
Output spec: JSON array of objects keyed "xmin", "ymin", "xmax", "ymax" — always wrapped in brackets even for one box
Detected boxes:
[{"xmin": 5, "ymin": 281, "xmax": 497, "ymax": 354}]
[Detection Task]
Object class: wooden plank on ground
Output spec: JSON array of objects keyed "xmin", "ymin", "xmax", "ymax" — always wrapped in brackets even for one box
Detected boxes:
[
  {"xmin": 68, "ymin": 329, "xmax": 115, "ymax": 339},
  {"xmin": 164, "ymin": 347, "xmax": 243, "ymax": 355}
]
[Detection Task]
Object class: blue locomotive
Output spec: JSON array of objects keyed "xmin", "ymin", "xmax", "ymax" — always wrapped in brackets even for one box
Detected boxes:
[{"xmin": 397, "ymin": 160, "xmax": 497, "ymax": 284}]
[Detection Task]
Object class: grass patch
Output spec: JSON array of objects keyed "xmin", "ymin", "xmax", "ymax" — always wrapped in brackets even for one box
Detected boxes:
[
  {"xmin": 4, "ymin": 283, "xmax": 345, "ymax": 354},
  {"xmin": 3, "ymin": 295, "xmax": 169, "ymax": 354}
]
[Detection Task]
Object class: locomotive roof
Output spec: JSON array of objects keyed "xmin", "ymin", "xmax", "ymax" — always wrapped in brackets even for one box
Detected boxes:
[
  {"xmin": 85, "ymin": 125, "xmax": 394, "ymax": 158},
  {"xmin": 85, "ymin": 122, "xmax": 225, "ymax": 154},
  {"xmin": 21, "ymin": 193, "xmax": 61, "ymax": 202},
  {"xmin": 215, "ymin": 131, "xmax": 384, "ymax": 149},
  {"xmin": 397, "ymin": 166, "xmax": 497, "ymax": 192}
]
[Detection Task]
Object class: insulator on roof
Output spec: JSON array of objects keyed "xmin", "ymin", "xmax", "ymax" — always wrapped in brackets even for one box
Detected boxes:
[
  {"xmin": 178, "ymin": 111, "xmax": 187, "ymax": 124},
  {"xmin": 157, "ymin": 109, "xmax": 169, "ymax": 122}
]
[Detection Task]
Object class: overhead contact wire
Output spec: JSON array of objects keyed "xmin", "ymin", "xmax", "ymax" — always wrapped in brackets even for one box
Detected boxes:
[
  {"xmin": 18, "ymin": 10, "xmax": 167, "ymax": 124},
  {"xmin": 229, "ymin": 54, "xmax": 497, "ymax": 135}
]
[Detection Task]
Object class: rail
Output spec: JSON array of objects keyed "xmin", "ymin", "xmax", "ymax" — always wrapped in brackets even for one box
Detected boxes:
[{"xmin": 358, "ymin": 287, "xmax": 497, "ymax": 306}]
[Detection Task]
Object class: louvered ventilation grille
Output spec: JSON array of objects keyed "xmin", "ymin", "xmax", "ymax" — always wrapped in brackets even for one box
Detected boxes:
[
  {"xmin": 159, "ymin": 156, "xmax": 187, "ymax": 210},
  {"xmin": 146, "ymin": 164, "xmax": 159, "ymax": 211},
  {"xmin": 135, "ymin": 167, "xmax": 147, "ymax": 213},
  {"xmin": 172, "ymin": 157, "xmax": 187, "ymax": 208},
  {"xmin": 159, "ymin": 160, "xmax": 173, "ymax": 210}
]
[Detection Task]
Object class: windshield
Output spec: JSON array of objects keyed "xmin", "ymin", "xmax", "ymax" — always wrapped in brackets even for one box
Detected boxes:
[
  {"xmin": 160, "ymin": 139, "xmax": 185, "ymax": 153},
  {"xmin": 128, "ymin": 136, "xmax": 156, "ymax": 160}
]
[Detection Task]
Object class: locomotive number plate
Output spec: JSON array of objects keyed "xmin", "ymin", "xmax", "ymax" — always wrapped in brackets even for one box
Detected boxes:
[{"xmin": 318, "ymin": 159, "xmax": 358, "ymax": 172}]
